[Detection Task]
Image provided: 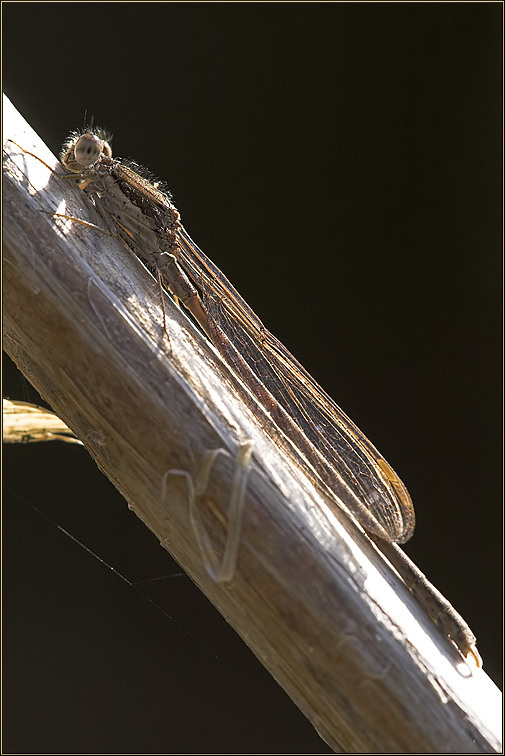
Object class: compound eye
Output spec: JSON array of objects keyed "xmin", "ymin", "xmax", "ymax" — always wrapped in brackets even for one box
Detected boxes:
[{"xmin": 74, "ymin": 133, "xmax": 103, "ymax": 167}]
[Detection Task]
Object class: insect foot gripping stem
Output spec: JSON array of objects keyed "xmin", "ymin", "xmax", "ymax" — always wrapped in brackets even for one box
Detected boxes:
[{"xmin": 162, "ymin": 441, "xmax": 254, "ymax": 583}]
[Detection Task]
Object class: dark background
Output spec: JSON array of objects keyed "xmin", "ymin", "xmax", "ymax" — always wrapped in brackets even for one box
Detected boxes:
[{"xmin": 3, "ymin": 2, "xmax": 502, "ymax": 753}]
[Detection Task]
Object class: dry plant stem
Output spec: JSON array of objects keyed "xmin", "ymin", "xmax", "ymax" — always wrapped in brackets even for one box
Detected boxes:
[
  {"xmin": 2, "ymin": 95, "xmax": 502, "ymax": 753},
  {"xmin": 2, "ymin": 399, "xmax": 82, "ymax": 443}
]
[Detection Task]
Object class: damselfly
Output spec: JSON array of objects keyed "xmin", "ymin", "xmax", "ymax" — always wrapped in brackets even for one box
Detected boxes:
[{"xmin": 10, "ymin": 126, "xmax": 481, "ymax": 665}]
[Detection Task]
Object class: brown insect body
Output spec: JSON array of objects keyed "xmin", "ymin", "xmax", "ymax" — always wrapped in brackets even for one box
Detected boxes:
[{"xmin": 55, "ymin": 127, "xmax": 479, "ymax": 665}]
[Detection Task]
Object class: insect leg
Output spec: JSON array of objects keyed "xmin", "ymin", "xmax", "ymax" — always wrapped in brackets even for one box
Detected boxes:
[{"xmin": 158, "ymin": 252, "xmax": 212, "ymax": 338}]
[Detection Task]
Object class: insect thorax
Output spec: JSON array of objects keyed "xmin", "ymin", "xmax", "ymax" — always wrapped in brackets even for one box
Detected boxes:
[{"xmin": 86, "ymin": 158, "xmax": 181, "ymax": 258}]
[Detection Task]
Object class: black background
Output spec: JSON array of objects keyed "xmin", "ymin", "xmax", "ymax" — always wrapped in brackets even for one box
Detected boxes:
[{"xmin": 3, "ymin": 2, "xmax": 502, "ymax": 753}]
